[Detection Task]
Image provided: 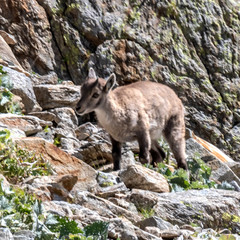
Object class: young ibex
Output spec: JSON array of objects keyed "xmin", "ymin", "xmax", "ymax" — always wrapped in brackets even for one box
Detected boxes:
[{"xmin": 76, "ymin": 68, "xmax": 187, "ymax": 170}]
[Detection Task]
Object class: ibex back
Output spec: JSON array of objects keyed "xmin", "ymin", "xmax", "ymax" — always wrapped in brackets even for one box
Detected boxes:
[{"xmin": 76, "ymin": 68, "xmax": 187, "ymax": 170}]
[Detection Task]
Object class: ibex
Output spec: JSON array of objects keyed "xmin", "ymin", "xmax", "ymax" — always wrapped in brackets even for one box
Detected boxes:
[{"xmin": 76, "ymin": 68, "xmax": 187, "ymax": 171}]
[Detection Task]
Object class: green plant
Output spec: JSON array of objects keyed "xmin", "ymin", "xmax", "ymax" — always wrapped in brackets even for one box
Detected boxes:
[
  {"xmin": 139, "ymin": 207, "xmax": 155, "ymax": 219},
  {"xmin": 54, "ymin": 136, "xmax": 61, "ymax": 147},
  {"xmin": 0, "ymin": 129, "xmax": 53, "ymax": 183},
  {"xmin": 0, "ymin": 66, "xmax": 11, "ymax": 89},
  {"xmin": 0, "ymin": 88, "xmax": 21, "ymax": 114},
  {"xmin": 44, "ymin": 126, "xmax": 50, "ymax": 133},
  {"xmin": 0, "ymin": 180, "xmax": 109, "ymax": 239},
  {"xmin": 146, "ymin": 154, "xmax": 235, "ymax": 192},
  {"xmin": 0, "ymin": 66, "xmax": 21, "ymax": 114}
]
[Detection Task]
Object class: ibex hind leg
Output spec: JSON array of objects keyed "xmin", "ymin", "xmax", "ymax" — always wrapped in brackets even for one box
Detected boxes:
[
  {"xmin": 163, "ymin": 116, "xmax": 188, "ymax": 170},
  {"xmin": 150, "ymin": 140, "xmax": 166, "ymax": 166},
  {"xmin": 137, "ymin": 131, "xmax": 151, "ymax": 165},
  {"xmin": 110, "ymin": 136, "xmax": 122, "ymax": 171}
]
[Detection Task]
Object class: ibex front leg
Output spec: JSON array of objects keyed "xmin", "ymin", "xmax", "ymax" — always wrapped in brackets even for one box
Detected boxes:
[
  {"xmin": 110, "ymin": 136, "xmax": 122, "ymax": 171},
  {"xmin": 137, "ymin": 130, "xmax": 151, "ymax": 165}
]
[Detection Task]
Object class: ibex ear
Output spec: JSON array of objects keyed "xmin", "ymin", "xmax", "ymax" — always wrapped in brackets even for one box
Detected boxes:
[
  {"xmin": 88, "ymin": 68, "xmax": 97, "ymax": 79},
  {"xmin": 104, "ymin": 73, "xmax": 116, "ymax": 93}
]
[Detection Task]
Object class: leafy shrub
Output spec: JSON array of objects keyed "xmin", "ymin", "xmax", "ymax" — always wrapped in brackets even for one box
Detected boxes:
[
  {"xmin": 139, "ymin": 207, "xmax": 155, "ymax": 219},
  {"xmin": 0, "ymin": 88, "xmax": 21, "ymax": 114},
  {"xmin": 0, "ymin": 129, "xmax": 52, "ymax": 183},
  {"xmin": 147, "ymin": 155, "xmax": 234, "ymax": 192},
  {"xmin": 0, "ymin": 181, "xmax": 109, "ymax": 239},
  {"xmin": 0, "ymin": 66, "xmax": 21, "ymax": 114}
]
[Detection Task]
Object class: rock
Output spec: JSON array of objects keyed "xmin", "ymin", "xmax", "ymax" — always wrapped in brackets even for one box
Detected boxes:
[
  {"xmin": 75, "ymin": 122, "xmax": 99, "ymax": 141},
  {"xmin": 50, "ymin": 107, "xmax": 78, "ymax": 128},
  {"xmin": 0, "ymin": 30, "xmax": 16, "ymax": 45},
  {"xmin": 121, "ymin": 148, "xmax": 136, "ymax": 170},
  {"xmin": 97, "ymin": 171, "xmax": 120, "ymax": 188},
  {"xmin": 0, "ymin": 174, "xmax": 10, "ymax": 189},
  {"xmin": 29, "ymin": 111, "xmax": 57, "ymax": 123},
  {"xmin": 108, "ymin": 197, "xmax": 138, "ymax": 214},
  {"xmin": 76, "ymin": 123, "xmax": 136, "ymax": 169},
  {"xmin": 60, "ymin": 137, "xmax": 81, "ymax": 155},
  {"xmin": 33, "ymin": 84, "xmax": 80, "ymax": 110},
  {"xmin": 78, "ymin": 140, "xmax": 112, "ymax": 168},
  {"xmin": 0, "ymin": 114, "xmax": 49, "ymax": 136},
  {"xmin": 137, "ymin": 216, "xmax": 175, "ymax": 231},
  {"xmin": 1, "ymin": 0, "xmax": 240, "ymax": 161},
  {"xmin": 152, "ymin": 189, "xmax": 240, "ymax": 232},
  {"xmin": 119, "ymin": 165, "xmax": 170, "ymax": 193},
  {"xmin": 227, "ymin": 162, "xmax": 240, "ymax": 178},
  {"xmin": 186, "ymin": 137, "xmax": 240, "ymax": 185},
  {"xmin": 129, "ymin": 189, "xmax": 159, "ymax": 210},
  {"xmin": 53, "ymin": 127, "xmax": 76, "ymax": 139},
  {"xmin": 13, "ymin": 230, "xmax": 35, "ymax": 240},
  {"xmin": 24, "ymin": 174, "xmax": 78, "ymax": 201},
  {"xmin": 0, "ymin": 36, "xmax": 22, "ymax": 70},
  {"xmin": 96, "ymin": 182, "xmax": 129, "ymax": 199},
  {"xmin": 144, "ymin": 227, "xmax": 183, "ymax": 239},
  {"xmin": 34, "ymin": 127, "xmax": 54, "ymax": 143},
  {"xmin": 226, "ymin": 123, "xmax": 240, "ymax": 161},
  {"xmin": 108, "ymin": 218, "xmax": 138, "ymax": 240},
  {"xmin": 31, "ymin": 72, "xmax": 58, "ymax": 85},
  {"xmin": 187, "ymin": 131, "xmax": 235, "ymax": 163},
  {"xmin": 0, "ymin": 227, "xmax": 14, "ymax": 240},
  {"xmin": 0, "ymin": 0, "xmax": 61, "ymax": 75},
  {"xmin": 0, "ymin": 125, "xmax": 26, "ymax": 139},
  {"xmin": 2, "ymin": 66, "xmax": 42, "ymax": 113},
  {"xmin": 109, "ymin": 218, "xmax": 162, "ymax": 240},
  {"xmin": 75, "ymin": 191, "xmax": 142, "ymax": 224},
  {"xmin": 208, "ymin": 160, "xmax": 240, "ymax": 186},
  {"xmin": 43, "ymin": 200, "xmax": 103, "ymax": 227},
  {"xmin": 15, "ymin": 137, "xmax": 97, "ymax": 192},
  {"xmin": 129, "ymin": 189, "xmax": 240, "ymax": 233}
]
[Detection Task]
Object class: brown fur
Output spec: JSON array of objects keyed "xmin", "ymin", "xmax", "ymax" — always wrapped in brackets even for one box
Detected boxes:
[{"xmin": 76, "ymin": 68, "xmax": 187, "ymax": 170}]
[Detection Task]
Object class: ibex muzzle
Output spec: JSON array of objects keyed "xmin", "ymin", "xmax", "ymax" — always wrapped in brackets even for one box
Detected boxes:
[{"xmin": 76, "ymin": 68, "xmax": 187, "ymax": 171}]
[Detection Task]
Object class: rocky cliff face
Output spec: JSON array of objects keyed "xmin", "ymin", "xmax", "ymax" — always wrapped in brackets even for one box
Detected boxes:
[
  {"xmin": 1, "ymin": 1, "xmax": 240, "ymax": 238},
  {"xmin": 0, "ymin": 0, "xmax": 239, "ymax": 162}
]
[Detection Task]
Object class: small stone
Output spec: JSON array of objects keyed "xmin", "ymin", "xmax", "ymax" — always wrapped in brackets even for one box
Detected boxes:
[
  {"xmin": 119, "ymin": 165, "xmax": 170, "ymax": 193},
  {"xmin": 137, "ymin": 216, "xmax": 175, "ymax": 231}
]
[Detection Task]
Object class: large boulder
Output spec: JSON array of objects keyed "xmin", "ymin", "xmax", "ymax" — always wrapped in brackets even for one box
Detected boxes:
[
  {"xmin": 15, "ymin": 137, "xmax": 97, "ymax": 192},
  {"xmin": 130, "ymin": 189, "xmax": 240, "ymax": 233},
  {"xmin": 33, "ymin": 84, "xmax": 80, "ymax": 110}
]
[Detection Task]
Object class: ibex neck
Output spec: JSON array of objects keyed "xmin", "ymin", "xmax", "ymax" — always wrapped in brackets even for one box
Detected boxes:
[{"xmin": 95, "ymin": 93, "xmax": 117, "ymax": 126}]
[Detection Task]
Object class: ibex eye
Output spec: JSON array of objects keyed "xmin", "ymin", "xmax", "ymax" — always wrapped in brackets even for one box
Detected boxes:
[{"xmin": 92, "ymin": 93, "xmax": 99, "ymax": 98}]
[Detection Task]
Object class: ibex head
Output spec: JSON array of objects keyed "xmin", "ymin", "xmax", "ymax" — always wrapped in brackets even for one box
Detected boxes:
[{"xmin": 76, "ymin": 68, "xmax": 116, "ymax": 115}]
